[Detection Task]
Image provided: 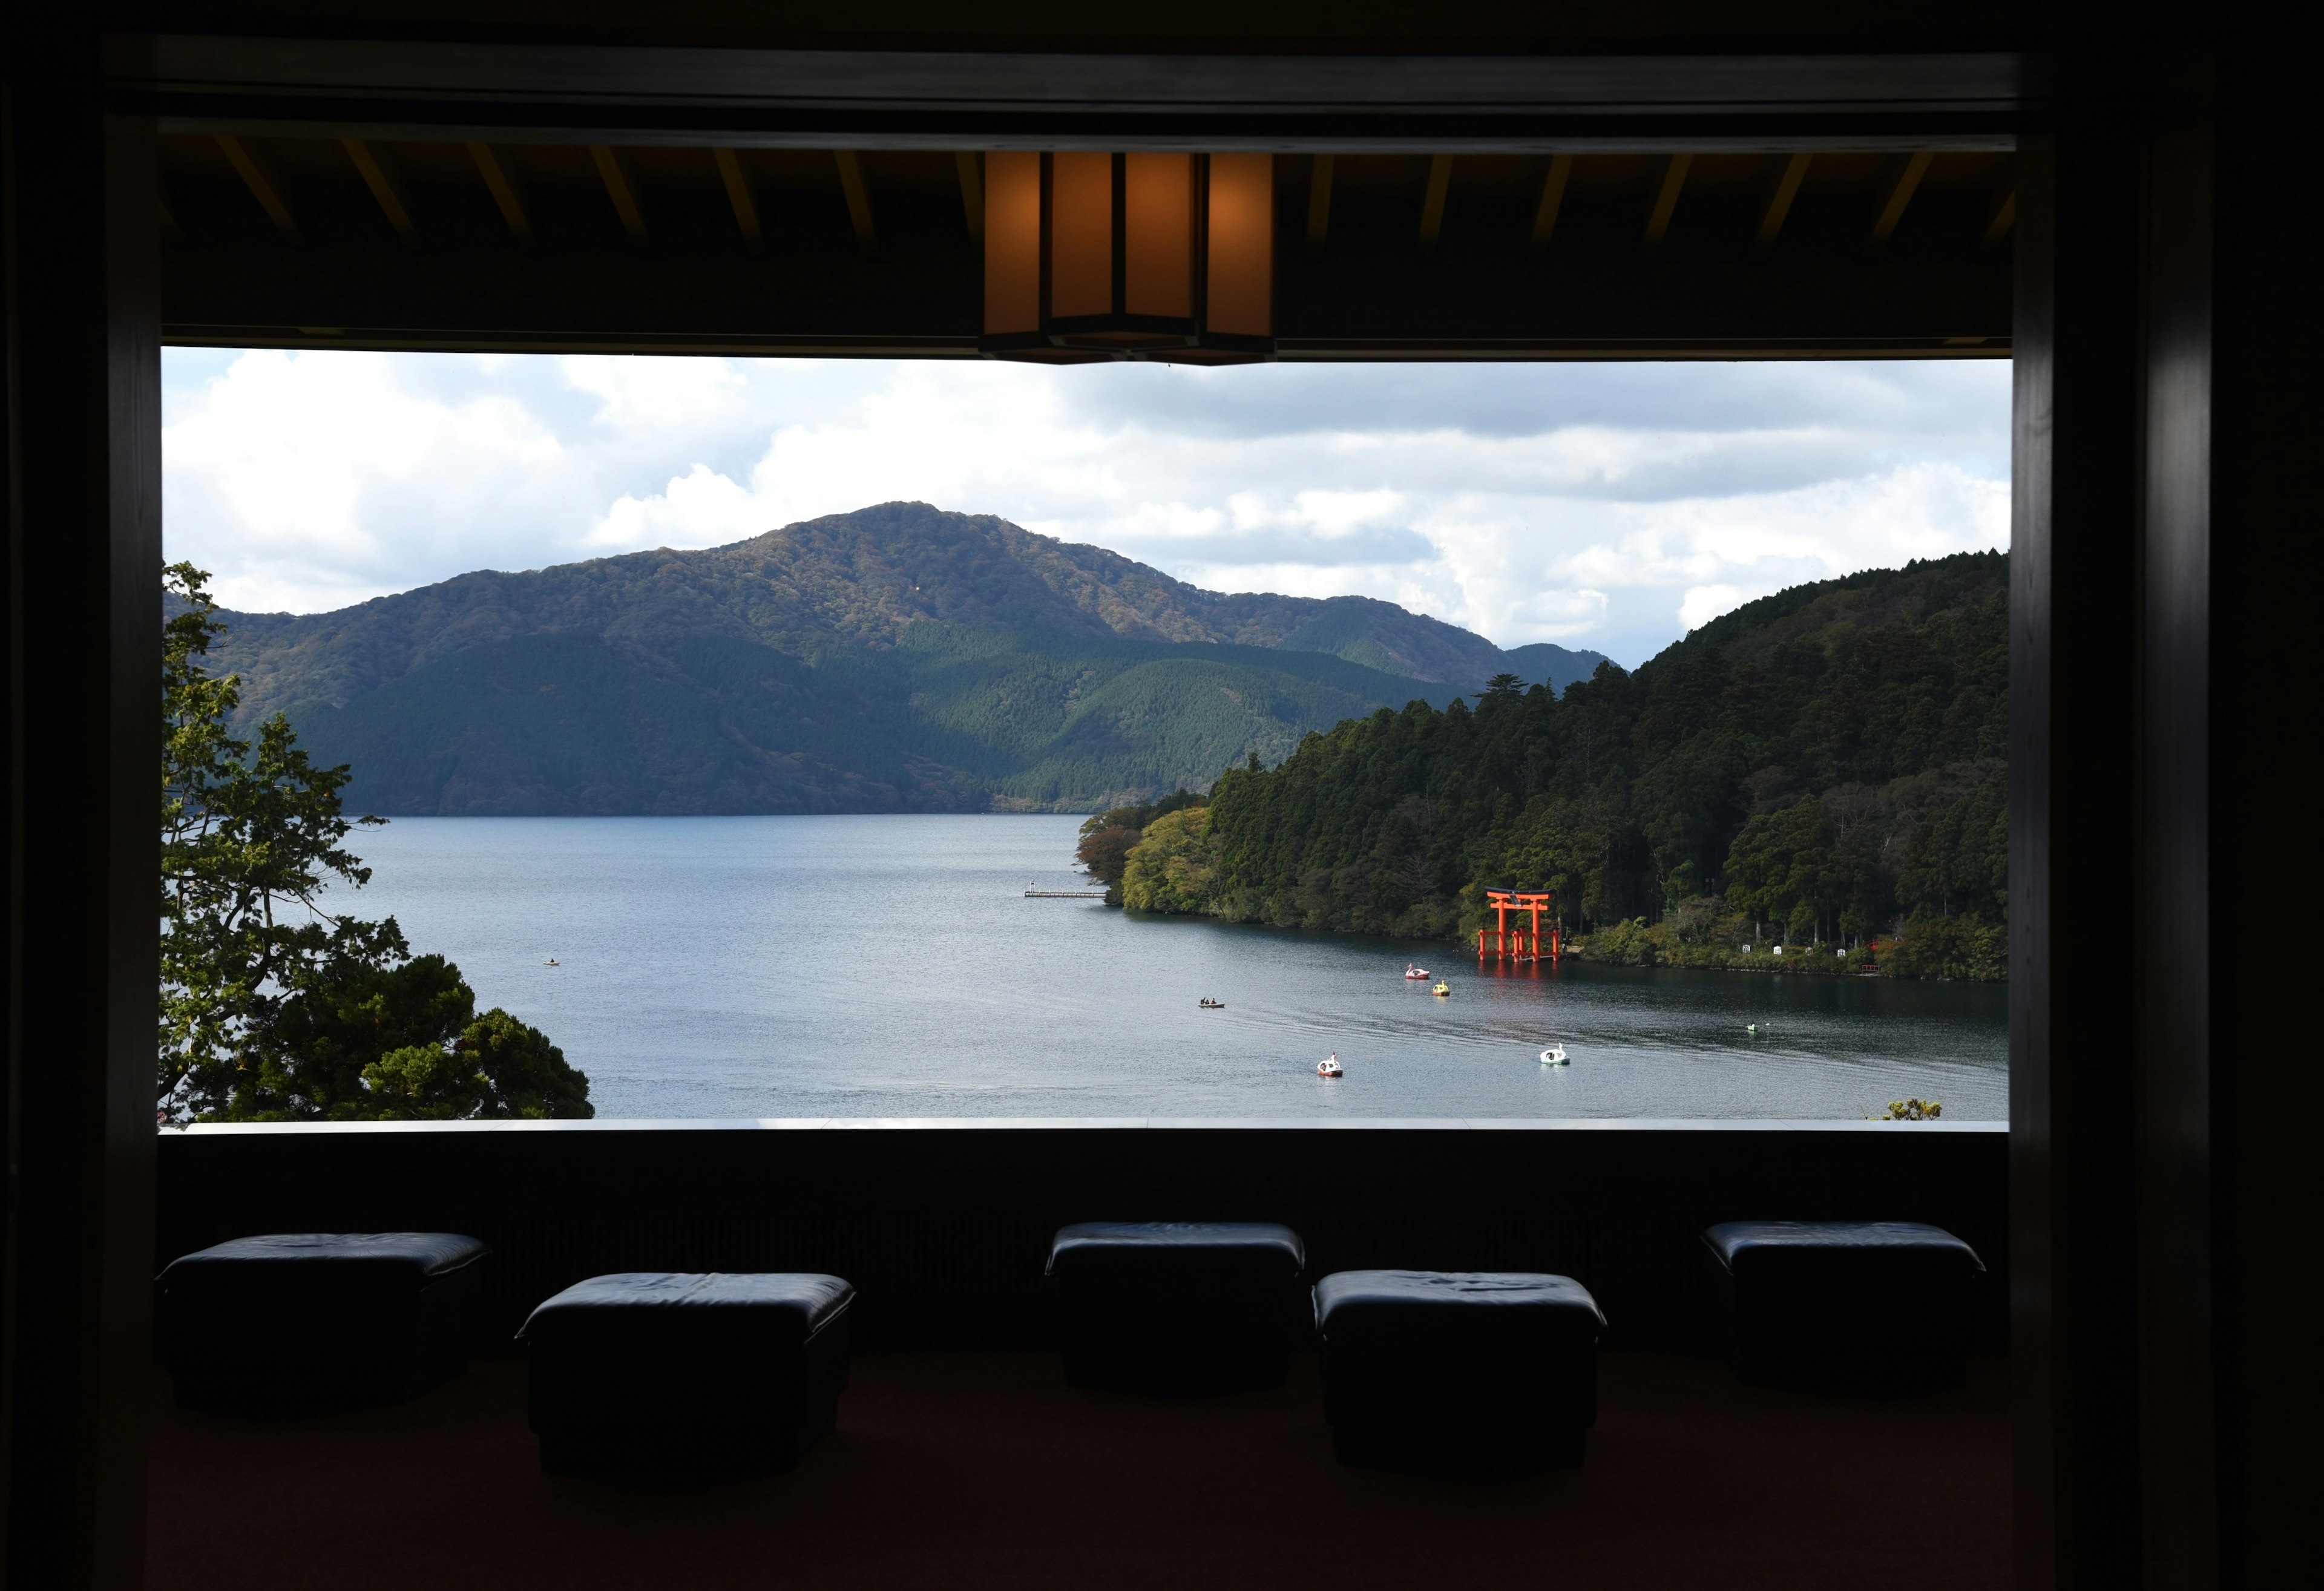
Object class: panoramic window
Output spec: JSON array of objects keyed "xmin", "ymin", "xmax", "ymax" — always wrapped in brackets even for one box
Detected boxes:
[{"xmin": 158, "ymin": 350, "xmax": 2009, "ymax": 1126}]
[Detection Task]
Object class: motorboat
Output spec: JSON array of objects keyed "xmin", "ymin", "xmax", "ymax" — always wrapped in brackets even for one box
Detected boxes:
[
  {"xmin": 543, "ymin": 957, "xmax": 560, "ymax": 966},
  {"xmin": 1318, "ymin": 1053, "xmax": 1344, "ymax": 1077},
  {"xmin": 1404, "ymin": 964, "xmax": 1431, "ymax": 980},
  {"xmin": 1198, "ymin": 999, "xmax": 1224, "ymax": 1009},
  {"xmin": 1431, "ymin": 980, "xmax": 1451, "ymax": 997},
  {"xmin": 1540, "ymin": 1045, "xmax": 1569, "ymax": 1066}
]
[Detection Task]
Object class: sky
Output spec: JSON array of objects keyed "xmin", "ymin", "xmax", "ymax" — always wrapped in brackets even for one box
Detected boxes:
[{"xmin": 162, "ymin": 349, "xmax": 2010, "ymax": 668}]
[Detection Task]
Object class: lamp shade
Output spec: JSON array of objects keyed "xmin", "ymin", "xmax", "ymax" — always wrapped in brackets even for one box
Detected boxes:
[{"xmin": 982, "ymin": 152, "xmax": 1274, "ymax": 362}]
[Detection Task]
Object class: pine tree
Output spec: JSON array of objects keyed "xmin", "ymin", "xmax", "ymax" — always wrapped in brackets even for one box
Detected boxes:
[{"xmin": 160, "ymin": 565, "xmax": 590, "ymax": 1121}]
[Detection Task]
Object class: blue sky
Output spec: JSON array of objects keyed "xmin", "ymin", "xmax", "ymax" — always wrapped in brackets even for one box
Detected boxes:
[{"xmin": 162, "ymin": 350, "xmax": 2009, "ymax": 667}]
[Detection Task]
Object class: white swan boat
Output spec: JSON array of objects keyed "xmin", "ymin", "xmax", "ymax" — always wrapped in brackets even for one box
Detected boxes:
[
  {"xmin": 1540, "ymin": 1045, "xmax": 1569, "ymax": 1066},
  {"xmin": 1317, "ymin": 1053, "xmax": 1344, "ymax": 1077},
  {"xmin": 1404, "ymin": 964, "xmax": 1431, "ymax": 980}
]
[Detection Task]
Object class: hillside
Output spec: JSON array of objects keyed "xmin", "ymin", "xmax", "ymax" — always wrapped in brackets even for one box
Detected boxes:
[
  {"xmin": 192, "ymin": 502, "xmax": 1609, "ymax": 814},
  {"xmin": 1116, "ymin": 552, "xmax": 2009, "ymax": 970}
]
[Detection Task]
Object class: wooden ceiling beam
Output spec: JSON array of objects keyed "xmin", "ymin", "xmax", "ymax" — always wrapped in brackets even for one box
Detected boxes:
[
  {"xmin": 954, "ymin": 151, "xmax": 982, "ymax": 244},
  {"xmin": 1530, "ymin": 153, "xmax": 1573, "ymax": 249},
  {"xmin": 1869, "ymin": 150, "xmax": 1933, "ymax": 248},
  {"xmin": 1643, "ymin": 152, "xmax": 1691, "ymax": 254},
  {"xmin": 1418, "ymin": 153, "xmax": 1452, "ymax": 252},
  {"xmin": 1756, "ymin": 153, "xmax": 1812, "ymax": 246},
  {"xmin": 214, "ymin": 134, "xmax": 298, "ymax": 240},
  {"xmin": 467, "ymin": 143, "xmax": 533, "ymax": 244},
  {"xmin": 590, "ymin": 145, "xmax": 648, "ymax": 243},
  {"xmin": 834, "ymin": 151, "xmax": 876, "ymax": 251},
  {"xmin": 1984, "ymin": 189, "xmax": 2017, "ymax": 244},
  {"xmin": 1306, "ymin": 153, "xmax": 1334, "ymax": 251},
  {"xmin": 712, "ymin": 147, "xmax": 762, "ymax": 251},
  {"xmin": 341, "ymin": 139, "xmax": 418, "ymax": 251}
]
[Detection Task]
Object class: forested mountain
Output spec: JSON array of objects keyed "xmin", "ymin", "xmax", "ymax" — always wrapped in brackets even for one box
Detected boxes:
[
  {"xmin": 192, "ymin": 502, "xmax": 1607, "ymax": 814},
  {"xmin": 1116, "ymin": 553, "xmax": 2008, "ymax": 976}
]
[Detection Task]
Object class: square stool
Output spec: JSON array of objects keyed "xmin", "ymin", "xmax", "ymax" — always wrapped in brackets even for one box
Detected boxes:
[
  {"xmin": 520, "ymin": 1271, "xmax": 854, "ymax": 1476},
  {"xmin": 1046, "ymin": 1221, "xmax": 1305, "ymax": 1391},
  {"xmin": 1701, "ymin": 1220, "xmax": 1986, "ymax": 1388},
  {"xmin": 156, "ymin": 1232, "xmax": 490, "ymax": 1411},
  {"xmin": 1316, "ymin": 1270, "xmax": 1606, "ymax": 1469}
]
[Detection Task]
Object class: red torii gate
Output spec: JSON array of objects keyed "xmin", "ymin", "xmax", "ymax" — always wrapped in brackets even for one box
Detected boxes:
[{"xmin": 1480, "ymin": 888, "xmax": 1560, "ymax": 963}]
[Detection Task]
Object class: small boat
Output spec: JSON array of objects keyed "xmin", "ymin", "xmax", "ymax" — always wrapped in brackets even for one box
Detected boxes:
[
  {"xmin": 1317, "ymin": 1053, "xmax": 1344, "ymax": 1077},
  {"xmin": 543, "ymin": 957, "xmax": 560, "ymax": 967},
  {"xmin": 1540, "ymin": 1045, "xmax": 1569, "ymax": 1066},
  {"xmin": 1198, "ymin": 998, "xmax": 1224, "ymax": 1009},
  {"xmin": 1404, "ymin": 963, "xmax": 1431, "ymax": 980},
  {"xmin": 1431, "ymin": 980, "xmax": 1451, "ymax": 997},
  {"xmin": 1745, "ymin": 1022, "xmax": 1764, "ymax": 1035}
]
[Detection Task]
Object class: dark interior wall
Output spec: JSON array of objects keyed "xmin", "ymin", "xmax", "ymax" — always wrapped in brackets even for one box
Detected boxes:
[
  {"xmin": 1, "ymin": 38, "xmax": 163, "ymax": 1591},
  {"xmin": 2209, "ymin": 39, "xmax": 2320, "ymax": 1589},
  {"xmin": 154, "ymin": 1123, "xmax": 2011, "ymax": 1353}
]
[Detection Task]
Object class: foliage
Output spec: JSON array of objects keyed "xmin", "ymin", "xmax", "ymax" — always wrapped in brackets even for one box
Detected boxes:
[
  {"xmin": 160, "ymin": 565, "xmax": 589, "ymax": 1122},
  {"xmin": 246, "ymin": 953, "xmax": 591, "ymax": 1121},
  {"xmin": 1879, "ymin": 1098, "xmax": 1944, "ymax": 1120},
  {"xmin": 362, "ymin": 1007, "xmax": 594, "ymax": 1123},
  {"xmin": 1118, "ymin": 553, "xmax": 2011, "ymax": 981},
  {"xmin": 1878, "ymin": 914, "xmax": 2009, "ymax": 981},
  {"xmin": 1076, "ymin": 787, "xmax": 1207, "ymax": 886},
  {"xmin": 1120, "ymin": 807, "xmax": 1224, "ymax": 914}
]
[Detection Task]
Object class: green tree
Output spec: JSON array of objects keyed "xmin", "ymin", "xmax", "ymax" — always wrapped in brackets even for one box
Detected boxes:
[
  {"xmin": 363, "ymin": 1006, "xmax": 594, "ymax": 1122},
  {"xmin": 1175, "ymin": 551, "xmax": 2010, "ymax": 982},
  {"xmin": 1075, "ymin": 825, "xmax": 1143, "ymax": 887},
  {"xmin": 160, "ymin": 564, "xmax": 589, "ymax": 1121},
  {"xmin": 1075, "ymin": 787, "xmax": 1207, "ymax": 889},
  {"xmin": 1120, "ymin": 806, "xmax": 1223, "ymax": 914}
]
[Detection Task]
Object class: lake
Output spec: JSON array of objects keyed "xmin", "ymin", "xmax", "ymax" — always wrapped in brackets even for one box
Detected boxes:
[{"xmin": 344, "ymin": 815, "xmax": 2009, "ymax": 1121}]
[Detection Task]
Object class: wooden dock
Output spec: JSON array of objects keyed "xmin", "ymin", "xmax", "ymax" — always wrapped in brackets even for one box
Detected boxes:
[{"xmin": 1023, "ymin": 889, "xmax": 1109, "ymax": 899}]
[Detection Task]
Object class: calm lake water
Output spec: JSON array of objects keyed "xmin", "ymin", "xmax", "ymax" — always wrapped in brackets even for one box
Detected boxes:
[{"xmin": 344, "ymin": 815, "xmax": 2008, "ymax": 1122}]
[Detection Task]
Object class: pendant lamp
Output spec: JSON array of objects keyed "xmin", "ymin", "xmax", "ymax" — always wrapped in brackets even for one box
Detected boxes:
[{"xmin": 981, "ymin": 152, "xmax": 1275, "ymax": 362}]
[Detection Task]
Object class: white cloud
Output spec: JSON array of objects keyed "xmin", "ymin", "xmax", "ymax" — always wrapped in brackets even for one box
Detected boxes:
[
  {"xmin": 163, "ymin": 350, "xmax": 2011, "ymax": 663},
  {"xmin": 1681, "ymin": 585, "xmax": 1752, "ymax": 632}
]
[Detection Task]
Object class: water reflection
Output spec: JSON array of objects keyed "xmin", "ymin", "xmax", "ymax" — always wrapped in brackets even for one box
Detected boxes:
[{"xmin": 348, "ymin": 814, "xmax": 2008, "ymax": 1122}]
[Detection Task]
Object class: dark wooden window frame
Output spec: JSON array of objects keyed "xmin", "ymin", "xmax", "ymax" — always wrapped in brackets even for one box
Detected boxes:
[{"xmin": 10, "ymin": 29, "xmax": 2293, "ymax": 1591}]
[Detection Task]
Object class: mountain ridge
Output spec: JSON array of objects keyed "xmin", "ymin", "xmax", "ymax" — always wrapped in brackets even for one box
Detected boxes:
[{"xmin": 193, "ymin": 502, "xmax": 1611, "ymax": 815}]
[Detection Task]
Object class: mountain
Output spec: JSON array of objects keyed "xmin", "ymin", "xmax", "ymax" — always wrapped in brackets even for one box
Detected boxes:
[
  {"xmin": 193, "ymin": 502, "xmax": 1610, "ymax": 815},
  {"xmin": 1131, "ymin": 551, "xmax": 2009, "ymax": 946},
  {"xmin": 1499, "ymin": 642, "xmax": 1607, "ymax": 696}
]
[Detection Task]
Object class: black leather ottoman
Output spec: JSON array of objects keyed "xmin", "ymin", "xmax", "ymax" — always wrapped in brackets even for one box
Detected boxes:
[
  {"xmin": 156, "ymin": 1232, "xmax": 490, "ymax": 1411},
  {"xmin": 520, "ymin": 1272, "xmax": 854, "ymax": 1476},
  {"xmin": 1701, "ymin": 1220, "xmax": 1986, "ymax": 1388},
  {"xmin": 1316, "ymin": 1270, "xmax": 1605, "ymax": 1469},
  {"xmin": 1047, "ymin": 1221, "xmax": 1305, "ymax": 1391}
]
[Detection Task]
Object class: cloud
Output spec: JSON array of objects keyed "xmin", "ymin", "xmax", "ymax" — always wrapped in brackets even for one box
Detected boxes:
[
  {"xmin": 1680, "ymin": 585, "xmax": 1752, "ymax": 632},
  {"xmin": 163, "ymin": 350, "xmax": 2010, "ymax": 664}
]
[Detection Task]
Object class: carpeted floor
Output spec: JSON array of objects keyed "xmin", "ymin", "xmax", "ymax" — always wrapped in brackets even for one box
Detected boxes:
[{"xmin": 146, "ymin": 1350, "xmax": 2009, "ymax": 1590}]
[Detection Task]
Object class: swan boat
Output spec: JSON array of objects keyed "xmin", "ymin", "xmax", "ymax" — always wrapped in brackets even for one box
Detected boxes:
[
  {"xmin": 1404, "ymin": 964, "xmax": 1431, "ymax": 980},
  {"xmin": 1318, "ymin": 1053, "xmax": 1344, "ymax": 1077},
  {"xmin": 1540, "ymin": 1045, "xmax": 1569, "ymax": 1066}
]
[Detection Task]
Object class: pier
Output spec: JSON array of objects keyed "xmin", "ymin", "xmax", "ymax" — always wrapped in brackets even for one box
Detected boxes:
[{"xmin": 1025, "ymin": 888, "xmax": 1109, "ymax": 899}]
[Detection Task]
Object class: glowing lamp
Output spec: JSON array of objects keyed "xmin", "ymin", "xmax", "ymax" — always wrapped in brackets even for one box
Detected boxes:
[{"xmin": 982, "ymin": 152, "xmax": 1275, "ymax": 362}]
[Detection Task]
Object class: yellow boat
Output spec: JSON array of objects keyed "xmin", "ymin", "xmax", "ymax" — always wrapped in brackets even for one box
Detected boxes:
[{"xmin": 1432, "ymin": 980, "xmax": 1451, "ymax": 997}]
